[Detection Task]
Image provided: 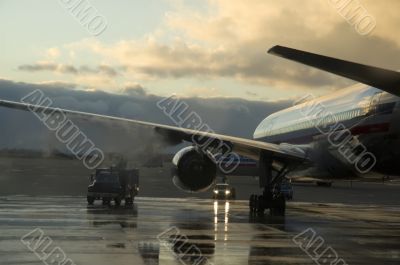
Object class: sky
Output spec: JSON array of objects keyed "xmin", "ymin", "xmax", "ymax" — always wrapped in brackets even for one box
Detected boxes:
[{"xmin": 2, "ymin": 0, "xmax": 400, "ymax": 101}]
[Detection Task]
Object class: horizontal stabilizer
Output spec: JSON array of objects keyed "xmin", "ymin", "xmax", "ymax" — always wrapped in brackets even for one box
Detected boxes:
[{"xmin": 268, "ymin": 45, "xmax": 400, "ymax": 97}]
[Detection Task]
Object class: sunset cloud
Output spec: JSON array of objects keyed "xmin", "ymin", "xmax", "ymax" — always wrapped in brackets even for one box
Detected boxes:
[{"xmin": 7, "ymin": 0, "xmax": 400, "ymax": 99}]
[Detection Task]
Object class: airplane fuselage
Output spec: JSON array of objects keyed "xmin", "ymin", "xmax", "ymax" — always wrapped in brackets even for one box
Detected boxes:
[{"xmin": 253, "ymin": 84, "xmax": 400, "ymax": 177}]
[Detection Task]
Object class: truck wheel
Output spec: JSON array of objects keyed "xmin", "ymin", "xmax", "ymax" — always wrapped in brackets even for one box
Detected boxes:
[
  {"xmin": 87, "ymin": 196, "xmax": 95, "ymax": 205},
  {"xmin": 114, "ymin": 198, "xmax": 121, "ymax": 206}
]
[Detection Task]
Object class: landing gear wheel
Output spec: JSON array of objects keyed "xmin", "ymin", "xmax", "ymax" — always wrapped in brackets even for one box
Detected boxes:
[
  {"xmin": 249, "ymin": 194, "xmax": 256, "ymax": 213},
  {"xmin": 125, "ymin": 197, "xmax": 133, "ymax": 206},
  {"xmin": 249, "ymin": 194, "xmax": 254, "ymax": 213},
  {"xmin": 87, "ymin": 196, "xmax": 94, "ymax": 205},
  {"xmin": 270, "ymin": 194, "xmax": 286, "ymax": 216},
  {"xmin": 256, "ymin": 195, "xmax": 265, "ymax": 216}
]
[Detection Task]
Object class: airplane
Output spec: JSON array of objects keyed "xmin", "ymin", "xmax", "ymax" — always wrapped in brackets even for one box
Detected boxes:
[{"xmin": 1, "ymin": 45, "xmax": 400, "ymax": 216}]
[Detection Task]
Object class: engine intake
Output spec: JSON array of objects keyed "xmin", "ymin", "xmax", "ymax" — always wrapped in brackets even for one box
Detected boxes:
[{"xmin": 172, "ymin": 146, "xmax": 217, "ymax": 193}]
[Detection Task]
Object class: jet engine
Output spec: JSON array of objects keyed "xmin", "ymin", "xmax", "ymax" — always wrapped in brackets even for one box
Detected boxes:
[{"xmin": 171, "ymin": 146, "xmax": 217, "ymax": 193}]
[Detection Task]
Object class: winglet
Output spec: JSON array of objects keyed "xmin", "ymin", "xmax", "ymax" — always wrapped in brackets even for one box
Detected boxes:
[{"xmin": 268, "ymin": 45, "xmax": 400, "ymax": 97}]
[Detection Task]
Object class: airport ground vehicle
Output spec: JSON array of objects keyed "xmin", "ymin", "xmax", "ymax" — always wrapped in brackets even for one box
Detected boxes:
[
  {"xmin": 87, "ymin": 167, "xmax": 139, "ymax": 206},
  {"xmin": 212, "ymin": 183, "xmax": 236, "ymax": 200}
]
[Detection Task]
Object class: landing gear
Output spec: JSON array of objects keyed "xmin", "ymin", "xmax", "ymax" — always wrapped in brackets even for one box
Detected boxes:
[
  {"xmin": 249, "ymin": 194, "xmax": 262, "ymax": 213},
  {"xmin": 125, "ymin": 197, "xmax": 134, "ymax": 206},
  {"xmin": 249, "ymin": 194, "xmax": 256, "ymax": 212},
  {"xmin": 255, "ymin": 195, "xmax": 265, "ymax": 215},
  {"xmin": 270, "ymin": 193, "xmax": 286, "ymax": 216},
  {"xmin": 249, "ymin": 151, "xmax": 295, "ymax": 217},
  {"xmin": 249, "ymin": 191, "xmax": 286, "ymax": 216}
]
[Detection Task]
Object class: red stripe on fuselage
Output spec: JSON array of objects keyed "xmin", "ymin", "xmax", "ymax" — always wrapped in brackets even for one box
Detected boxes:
[{"xmin": 350, "ymin": 123, "xmax": 390, "ymax": 135}]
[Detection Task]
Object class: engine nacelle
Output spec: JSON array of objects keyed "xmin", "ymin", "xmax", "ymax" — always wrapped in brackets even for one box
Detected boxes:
[{"xmin": 171, "ymin": 146, "xmax": 217, "ymax": 193}]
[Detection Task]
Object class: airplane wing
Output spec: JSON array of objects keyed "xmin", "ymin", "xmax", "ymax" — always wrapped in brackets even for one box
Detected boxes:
[
  {"xmin": 0, "ymin": 99, "xmax": 308, "ymax": 163},
  {"xmin": 268, "ymin": 45, "xmax": 400, "ymax": 97}
]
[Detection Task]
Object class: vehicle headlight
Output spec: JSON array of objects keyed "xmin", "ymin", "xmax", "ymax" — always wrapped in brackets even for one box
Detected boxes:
[
  {"xmin": 214, "ymin": 190, "xmax": 218, "ymax": 194},
  {"xmin": 225, "ymin": 190, "xmax": 230, "ymax": 195}
]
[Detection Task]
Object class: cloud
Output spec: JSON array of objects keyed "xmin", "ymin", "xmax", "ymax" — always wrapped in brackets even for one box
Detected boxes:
[
  {"xmin": 121, "ymin": 84, "xmax": 148, "ymax": 97},
  {"xmin": 45, "ymin": 48, "xmax": 61, "ymax": 59},
  {"xmin": 19, "ymin": 63, "xmax": 59, "ymax": 72},
  {"xmin": 246, "ymin": 91, "xmax": 258, "ymax": 97},
  {"xmin": 69, "ymin": 2, "xmax": 400, "ymax": 86},
  {"xmin": 18, "ymin": 63, "xmax": 118, "ymax": 77},
  {"xmin": 15, "ymin": 0, "xmax": 400, "ymax": 97}
]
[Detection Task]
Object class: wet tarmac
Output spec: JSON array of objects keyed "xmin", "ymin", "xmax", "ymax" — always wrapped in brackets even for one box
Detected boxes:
[{"xmin": 0, "ymin": 196, "xmax": 399, "ymax": 265}]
